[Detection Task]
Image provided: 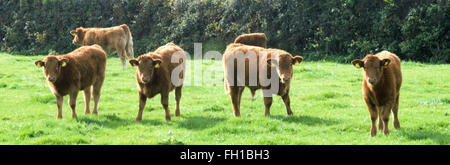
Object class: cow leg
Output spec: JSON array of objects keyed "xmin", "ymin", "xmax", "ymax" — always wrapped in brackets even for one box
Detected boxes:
[
  {"xmin": 174, "ymin": 86, "xmax": 182, "ymax": 117},
  {"xmin": 378, "ymin": 112, "xmax": 384, "ymax": 130},
  {"xmin": 281, "ymin": 93, "xmax": 293, "ymax": 115},
  {"xmin": 83, "ymin": 86, "xmax": 91, "ymax": 114},
  {"xmin": 115, "ymin": 46, "xmax": 127, "ymax": 70},
  {"xmin": 161, "ymin": 92, "xmax": 171, "ymax": 121},
  {"xmin": 136, "ymin": 92, "xmax": 147, "ymax": 122},
  {"xmin": 380, "ymin": 104, "xmax": 392, "ymax": 135},
  {"xmin": 264, "ymin": 96, "xmax": 273, "ymax": 116},
  {"xmin": 365, "ymin": 98, "xmax": 378, "ymax": 137},
  {"xmin": 393, "ymin": 94, "xmax": 400, "ymax": 129},
  {"xmin": 237, "ymin": 87, "xmax": 244, "ymax": 106},
  {"xmin": 229, "ymin": 86, "xmax": 242, "ymax": 117},
  {"xmin": 56, "ymin": 95, "xmax": 64, "ymax": 119},
  {"xmin": 369, "ymin": 108, "xmax": 378, "ymax": 137},
  {"xmin": 68, "ymin": 92, "xmax": 78, "ymax": 118},
  {"xmin": 92, "ymin": 77, "xmax": 104, "ymax": 115},
  {"xmin": 120, "ymin": 54, "xmax": 127, "ymax": 70}
]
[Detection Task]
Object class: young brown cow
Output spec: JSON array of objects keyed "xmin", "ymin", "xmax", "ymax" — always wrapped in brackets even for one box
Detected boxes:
[
  {"xmin": 35, "ymin": 45, "xmax": 107, "ymax": 119},
  {"xmin": 234, "ymin": 33, "xmax": 267, "ymax": 48},
  {"xmin": 70, "ymin": 24, "xmax": 134, "ymax": 70},
  {"xmin": 351, "ymin": 50, "xmax": 402, "ymax": 137},
  {"xmin": 129, "ymin": 43, "xmax": 186, "ymax": 122},
  {"xmin": 223, "ymin": 43, "xmax": 303, "ymax": 117}
]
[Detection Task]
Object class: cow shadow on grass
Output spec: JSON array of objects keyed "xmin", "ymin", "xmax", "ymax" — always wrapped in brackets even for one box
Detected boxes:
[
  {"xmin": 176, "ymin": 116, "xmax": 226, "ymax": 130},
  {"xmin": 76, "ymin": 114, "xmax": 166, "ymax": 129},
  {"xmin": 397, "ymin": 128, "xmax": 449, "ymax": 144},
  {"xmin": 269, "ymin": 115, "xmax": 340, "ymax": 126}
]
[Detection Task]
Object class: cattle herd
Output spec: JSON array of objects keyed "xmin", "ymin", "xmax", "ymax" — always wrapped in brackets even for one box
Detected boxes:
[{"xmin": 34, "ymin": 24, "xmax": 402, "ymax": 137}]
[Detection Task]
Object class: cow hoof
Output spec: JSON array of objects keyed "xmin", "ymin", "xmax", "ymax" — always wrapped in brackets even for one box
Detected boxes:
[
  {"xmin": 394, "ymin": 121, "xmax": 400, "ymax": 129},
  {"xmin": 370, "ymin": 129, "xmax": 377, "ymax": 137}
]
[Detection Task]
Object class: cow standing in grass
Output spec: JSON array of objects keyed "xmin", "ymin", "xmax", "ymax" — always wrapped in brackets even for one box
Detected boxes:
[
  {"xmin": 129, "ymin": 43, "xmax": 186, "ymax": 122},
  {"xmin": 351, "ymin": 50, "xmax": 402, "ymax": 137},
  {"xmin": 35, "ymin": 45, "xmax": 107, "ymax": 119},
  {"xmin": 70, "ymin": 24, "xmax": 134, "ymax": 70},
  {"xmin": 223, "ymin": 43, "xmax": 303, "ymax": 117}
]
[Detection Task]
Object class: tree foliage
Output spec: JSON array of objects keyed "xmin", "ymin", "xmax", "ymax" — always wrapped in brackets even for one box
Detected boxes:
[{"xmin": 0, "ymin": 0, "xmax": 448, "ymax": 63}]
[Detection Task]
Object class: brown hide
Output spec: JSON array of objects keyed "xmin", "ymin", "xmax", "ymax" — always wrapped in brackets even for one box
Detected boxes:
[
  {"xmin": 70, "ymin": 24, "xmax": 134, "ymax": 70},
  {"xmin": 223, "ymin": 43, "xmax": 303, "ymax": 117},
  {"xmin": 130, "ymin": 43, "xmax": 186, "ymax": 121},
  {"xmin": 234, "ymin": 33, "xmax": 267, "ymax": 48},
  {"xmin": 351, "ymin": 50, "xmax": 402, "ymax": 137},
  {"xmin": 35, "ymin": 45, "xmax": 107, "ymax": 118}
]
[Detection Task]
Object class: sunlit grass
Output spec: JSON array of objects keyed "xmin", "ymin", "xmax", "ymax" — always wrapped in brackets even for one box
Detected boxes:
[{"xmin": 0, "ymin": 53, "xmax": 448, "ymax": 144}]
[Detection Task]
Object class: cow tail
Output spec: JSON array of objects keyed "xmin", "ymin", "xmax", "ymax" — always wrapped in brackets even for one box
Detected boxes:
[{"xmin": 121, "ymin": 24, "xmax": 134, "ymax": 59}]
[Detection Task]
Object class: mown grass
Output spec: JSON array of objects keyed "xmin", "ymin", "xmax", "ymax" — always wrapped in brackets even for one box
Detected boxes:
[{"xmin": 0, "ymin": 53, "xmax": 448, "ymax": 145}]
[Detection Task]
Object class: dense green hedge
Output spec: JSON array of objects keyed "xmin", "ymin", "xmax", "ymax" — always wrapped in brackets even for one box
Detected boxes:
[{"xmin": 1, "ymin": 0, "xmax": 448, "ymax": 63}]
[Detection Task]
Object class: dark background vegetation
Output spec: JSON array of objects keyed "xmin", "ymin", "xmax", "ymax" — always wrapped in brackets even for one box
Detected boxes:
[{"xmin": 0, "ymin": 0, "xmax": 448, "ymax": 63}]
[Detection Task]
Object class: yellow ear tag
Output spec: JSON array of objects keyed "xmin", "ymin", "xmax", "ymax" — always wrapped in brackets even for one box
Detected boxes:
[
  {"xmin": 155, "ymin": 63, "xmax": 160, "ymax": 68},
  {"xmin": 61, "ymin": 61, "xmax": 67, "ymax": 67},
  {"xmin": 355, "ymin": 63, "xmax": 360, "ymax": 68},
  {"xmin": 37, "ymin": 63, "xmax": 41, "ymax": 67},
  {"xmin": 384, "ymin": 61, "xmax": 389, "ymax": 66}
]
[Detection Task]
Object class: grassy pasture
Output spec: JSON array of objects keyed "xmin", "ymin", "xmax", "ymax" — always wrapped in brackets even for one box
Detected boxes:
[{"xmin": 0, "ymin": 53, "xmax": 448, "ymax": 144}]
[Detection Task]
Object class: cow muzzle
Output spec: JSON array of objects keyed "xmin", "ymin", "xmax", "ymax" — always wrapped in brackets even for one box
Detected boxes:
[
  {"xmin": 47, "ymin": 77, "xmax": 57, "ymax": 83},
  {"xmin": 367, "ymin": 78, "xmax": 376, "ymax": 85},
  {"xmin": 141, "ymin": 77, "xmax": 151, "ymax": 84},
  {"xmin": 280, "ymin": 75, "xmax": 291, "ymax": 83}
]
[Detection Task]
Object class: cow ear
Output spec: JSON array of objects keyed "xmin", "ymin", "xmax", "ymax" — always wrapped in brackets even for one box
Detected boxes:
[
  {"xmin": 129, "ymin": 59, "xmax": 139, "ymax": 66},
  {"xmin": 153, "ymin": 59, "xmax": 162, "ymax": 68},
  {"xmin": 351, "ymin": 59, "xmax": 364, "ymax": 69},
  {"xmin": 59, "ymin": 58, "xmax": 69, "ymax": 67},
  {"xmin": 70, "ymin": 30, "xmax": 77, "ymax": 36},
  {"xmin": 35, "ymin": 60, "xmax": 44, "ymax": 67},
  {"xmin": 381, "ymin": 59, "xmax": 390, "ymax": 68},
  {"xmin": 76, "ymin": 28, "xmax": 84, "ymax": 35},
  {"xmin": 292, "ymin": 56, "xmax": 303, "ymax": 65}
]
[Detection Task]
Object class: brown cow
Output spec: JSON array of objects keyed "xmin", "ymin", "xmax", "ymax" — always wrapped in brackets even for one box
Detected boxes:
[
  {"xmin": 35, "ymin": 45, "xmax": 107, "ymax": 119},
  {"xmin": 351, "ymin": 50, "xmax": 402, "ymax": 137},
  {"xmin": 234, "ymin": 33, "xmax": 267, "ymax": 48},
  {"xmin": 223, "ymin": 43, "xmax": 303, "ymax": 117},
  {"xmin": 129, "ymin": 43, "xmax": 186, "ymax": 122},
  {"xmin": 70, "ymin": 24, "xmax": 134, "ymax": 70},
  {"xmin": 234, "ymin": 33, "xmax": 267, "ymax": 98}
]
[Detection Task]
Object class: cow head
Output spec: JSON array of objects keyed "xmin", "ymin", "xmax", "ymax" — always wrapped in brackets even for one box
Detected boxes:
[
  {"xmin": 129, "ymin": 54, "xmax": 162, "ymax": 84},
  {"xmin": 70, "ymin": 27, "xmax": 85, "ymax": 46},
  {"xmin": 267, "ymin": 53, "xmax": 303, "ymax": 84},
  {"xmin": 352, "ymin": 55, "xmax": 390, "ymax": 85},
  {"xmin": 35, "ymin": 56, "xmax": 69, "ymax": 83}
]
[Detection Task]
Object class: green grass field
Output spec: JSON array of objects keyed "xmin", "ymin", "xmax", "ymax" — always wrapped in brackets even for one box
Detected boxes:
[{"xmin": 0, "ymin": 53, "xmax": 448, "ymax": 145}]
